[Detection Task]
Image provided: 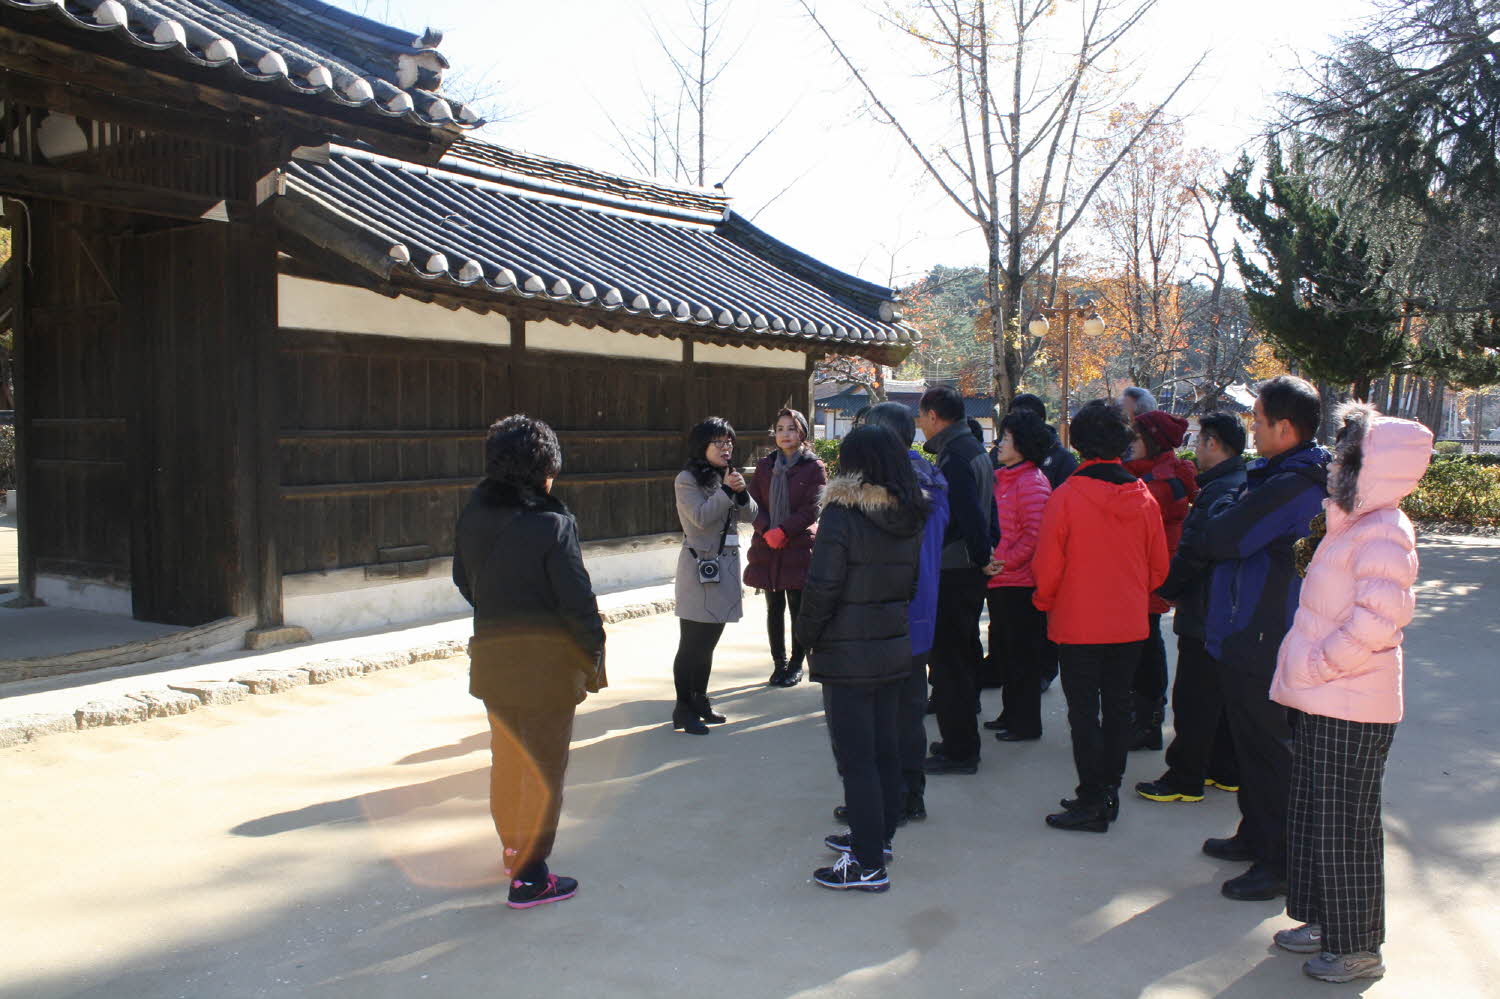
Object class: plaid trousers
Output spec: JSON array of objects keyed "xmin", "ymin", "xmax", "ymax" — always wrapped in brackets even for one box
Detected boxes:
[{"xmin": 1286, "ymin": 710, "xmax": 1397, "ymax": 954}]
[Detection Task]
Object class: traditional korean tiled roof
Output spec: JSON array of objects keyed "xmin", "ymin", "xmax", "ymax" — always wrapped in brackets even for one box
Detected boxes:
[
  {"xmin": 0, "ymin": 0, "xmax": 478, "ymax": 129},
  {"xmin": 276, "ymin": 141, "xmax": 915, "ymax": 351}
]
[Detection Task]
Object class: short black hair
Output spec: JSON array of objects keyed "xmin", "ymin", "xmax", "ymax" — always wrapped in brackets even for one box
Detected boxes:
[
  {"xmin": 1009, "ymin": 393, "xmax": 1047, "ymax": 421},
  {"xmin": 966, "ymin": 417, "xmax": 985, "ymax": 443},
  {"xmin": 918, "ymin": 385, "xmax": 964, "ymax": 423},
  {"xmin": 863, "ymin": 401, "xmax": 917, "ymax": 447},
  {"xmin": 1070, "ymin": 399, "xmax": 1133, "ymax": 461},
  {"xmin": 485, "ymin": 414, "xmax": 563, "ymax": 490},
  {"xmin": 838, "ymin": 425, "xmax": 928, "ymax": 515},
  {"xmin": 1000, "ymin": 411, "xmax": 1053, "ymax": 465},
  {"xmin": 1198, "ymin": 412, "xmax": 1246, "ymax": 455},
  {"xmin": 1257, "ymin": 375, "xmax": 1321, "ymax": 441},
  {"xmin": 685, "ymin": 416, "xmax": 736, "ymax": 488}
]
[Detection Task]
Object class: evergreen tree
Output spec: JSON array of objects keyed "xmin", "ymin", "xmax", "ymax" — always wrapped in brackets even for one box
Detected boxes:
[{"xmin": 1225, "ymin": 143, "xmax": 1405, "ymax": 400}]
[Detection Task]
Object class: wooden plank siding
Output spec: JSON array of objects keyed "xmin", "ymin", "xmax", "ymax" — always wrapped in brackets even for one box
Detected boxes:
[{"xmin": 274, "ymin": 326, "xmax": 810, "ymax": 574}]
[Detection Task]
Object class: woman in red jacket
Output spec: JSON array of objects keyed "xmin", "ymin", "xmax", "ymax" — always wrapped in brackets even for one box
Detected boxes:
[
  {"xmin": 1033, "ymin": 400, "xmax": 1169, "ymax": 833},
  {"xmin": 1125, "ymin": 409, "xmax": 1199, "ymax": 751},
  {"xmin": 981, "ymin": 411, "xmax": 1053, "ymax": 742},
  {"xmin": 745, "ymin": 408, "xmax": 828, "ymax": 687}
]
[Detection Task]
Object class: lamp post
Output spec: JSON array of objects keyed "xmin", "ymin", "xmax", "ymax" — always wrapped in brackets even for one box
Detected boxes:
[{"xmin": 1028, "ymin": 290, "xmax": 1105, "ymax": 449}]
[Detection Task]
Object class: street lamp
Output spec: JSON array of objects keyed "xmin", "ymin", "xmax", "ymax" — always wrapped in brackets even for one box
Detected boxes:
[{"xmin": 1029, "ymin": 290, "xmax": 1105, "ymax": 448}]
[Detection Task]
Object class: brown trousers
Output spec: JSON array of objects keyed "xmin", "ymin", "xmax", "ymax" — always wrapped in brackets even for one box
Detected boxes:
[{"xmin": 486, "ymin": 701, "xmax": 576, "ymax": 884}]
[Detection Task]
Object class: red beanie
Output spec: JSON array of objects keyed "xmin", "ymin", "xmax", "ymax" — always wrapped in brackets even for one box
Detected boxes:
[{"xmin": 1136, "ymin": 410, "xmax": 1189, "ymax": 453}]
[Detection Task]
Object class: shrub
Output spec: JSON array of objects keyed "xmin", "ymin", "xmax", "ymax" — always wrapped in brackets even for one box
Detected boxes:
[
  {"xmin": 0, "ymin": 423, "xmax": 14, "ymax": 490},
  {"xmin": 1403, "ymin": 457, "xmax": 1500, "ymax": 526},
  {"xmin": 1434, "ymin": 440, "xmax": 1463, "ymax": 456},
  {"xmin": 811, "ymin": 435, "xmax": 841, "ymax": 475}
]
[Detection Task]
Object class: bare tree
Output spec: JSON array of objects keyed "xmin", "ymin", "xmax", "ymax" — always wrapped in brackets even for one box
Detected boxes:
[{"xmin": 796, "ymin": 0, "xmax": 1202, "ymax": 406}]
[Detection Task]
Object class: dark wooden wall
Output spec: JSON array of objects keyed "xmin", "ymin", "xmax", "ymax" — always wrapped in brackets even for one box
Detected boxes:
[
  {"xmin": 274, "ymin": 324, "xmax": 810, "ymax": 574},
  {"xmin": 19, "ymin": 203, "xmax": 267, "ymax": 624},
  {"xmin": 22, "ymin": 201, "xmax": 131, "ymax": 585}
]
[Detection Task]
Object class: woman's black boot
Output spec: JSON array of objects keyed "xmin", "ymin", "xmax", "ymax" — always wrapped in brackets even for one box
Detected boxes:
[
  {"xmin": 672, "ymin": 705, "xmax": 710, "ymax": 734},
  {"xmin": 768, "ymin": 657, "xmax": 789, "ymax": 686},
  {"xmin": 779, "ymin": 653, "xmax": 804, "ymax": 687},
  {"xmin": 691, "ymin": 693, "xmax": 727, "ymax": 724}
]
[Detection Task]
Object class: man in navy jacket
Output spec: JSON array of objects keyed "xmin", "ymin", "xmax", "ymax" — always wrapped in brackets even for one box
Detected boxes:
[{"xmin": 1182, "ymin": 377, "xmax": 1329, "ymax": 903}]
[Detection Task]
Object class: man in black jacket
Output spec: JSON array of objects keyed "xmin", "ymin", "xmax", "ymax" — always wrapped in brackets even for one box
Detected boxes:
[
  {"xmin": 917, "ymin": 386, "xmax": 995, "ymax": 774},
  {"xmin": 1136, "ymin": 412, "xmax": 1248, "ymax": 805},
  {"xmin": 453, "ymin": 415, "xmax": 606, "ymax": 910}
]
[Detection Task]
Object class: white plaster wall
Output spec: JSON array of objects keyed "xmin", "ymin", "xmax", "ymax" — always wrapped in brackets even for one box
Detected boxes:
[
  {"xmin": 278, "ymin": 275, "xmax": 512, "ymax": 344},
  {"xmin": 36, "ymin": 574, "xmax": 133, "ymax": 616},
  {"xmin": 527, "ymin": 318, "xmax": 684, "ymax": 362},
  {"xmin": 282, "ymin": 544, "xmax": 683, "ymax": 637},
  {"xmin": 694, "ymin": 341, "xmax": 808, "ymax": 370}
]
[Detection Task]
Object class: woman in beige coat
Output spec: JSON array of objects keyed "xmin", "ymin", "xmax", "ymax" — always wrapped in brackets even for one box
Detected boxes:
[{"xmin": 671, "ymin": 417, "xmax": 757, "ymax": 733}]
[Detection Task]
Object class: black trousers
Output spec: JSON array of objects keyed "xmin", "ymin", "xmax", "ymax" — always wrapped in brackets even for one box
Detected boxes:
[
  {"xmin": 979, "ymin": 588, "xmax": 1006, "ymax": 689},
  {"xmin": 1131, "ymin": 613, "xmax": 1168, "ymax": 720},
  {"xmin": 1287, "ymin": 711, "xmax": 1397, "ymax": 954},
  {"xmin": 1162, "ymin": 635, "xmax": 1240, "ymax": 789},
  {"xmin": 672, "ymin": 619, "xmax": 726, "ymax": 707},
  {"xmin": 825, "ymin": 681, "xmax": 904, "ymax": 869},
  {"xmin": 765, "ymin": 588, "xmax": 805, "ymax": 666},
  {"xmin": 991, "ymin": 586, "xmax": 1045, "ymax": 737},
  {"xmin": 485, "ymin": 700, "xmax": 576, "ymax": 884},
  {"xmin": 930, "ymin": 568, "xmax": 987, "ymax": 761},
  {"xmin": 1218, "ymin": 653, "xmax": 1294, "ymax": 874},
  {"xmin": 1059, "ymin": 642, "xmax": 1141, "ymax": 804},
  {"xmin": 899, "ymin": 655, "xmax": 929, "ymax": 797}
]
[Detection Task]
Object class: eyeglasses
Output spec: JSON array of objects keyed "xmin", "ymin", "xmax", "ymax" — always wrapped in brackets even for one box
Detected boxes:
[{"xmin": 710, "ymin": 439, "xmax": 735, "ymax": 449}]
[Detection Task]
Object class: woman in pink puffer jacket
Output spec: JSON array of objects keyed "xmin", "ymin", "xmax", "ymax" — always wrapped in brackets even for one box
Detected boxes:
[{"xmin": 1267, "ymin": 402, "xmax": 1432, "ymax": 984}]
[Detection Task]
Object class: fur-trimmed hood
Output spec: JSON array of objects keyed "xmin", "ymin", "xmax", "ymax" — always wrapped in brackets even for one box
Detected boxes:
[
  {"xmin": 1328, "ymin": 402, "xmax": 1432, "ymax": 515},
  {"xmin": 820, "ymin": 474, "xmax": 923, "ymax": 537}
]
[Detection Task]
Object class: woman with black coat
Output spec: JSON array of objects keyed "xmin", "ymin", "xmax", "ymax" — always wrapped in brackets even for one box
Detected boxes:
[
  {"xmin": 797, "ymin": 425, "xmax": 927, "ymax": 892},
  {"xmin": 452, "ymin": 415, "xmax": 606, "ymax": 910},
  {"xmin": 745, "ymin": 408, "xmax": 827, "ymax": 687},
  {"xmin": 671, "ymin": 417, "xmax": 758, "ymax": 734}
]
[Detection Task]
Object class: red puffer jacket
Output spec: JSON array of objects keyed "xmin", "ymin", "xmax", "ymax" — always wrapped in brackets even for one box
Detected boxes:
[
  {"xmin": 1126, "ymin": 451, "xmax": 1199, "ymax": 614},
  {"xmin": 1032, "ymin": 460, "xmax": 1169, "ymax": 644},
  {"xmin": 987, "ymin": 460, "xmax": 1051, "ymax": 588}
]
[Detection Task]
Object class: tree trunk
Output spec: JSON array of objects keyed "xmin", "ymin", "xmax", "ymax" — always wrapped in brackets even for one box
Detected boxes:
[
  {"xmin": 1352, "ymin": 375, "xmax": 1371, "ymax": 402},
  {"xmin": 1316, "ymin": 379, "xmax": 1340, "ymax": 443}
]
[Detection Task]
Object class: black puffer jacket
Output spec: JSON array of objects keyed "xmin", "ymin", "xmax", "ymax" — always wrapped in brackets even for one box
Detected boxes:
[
  {"xmin": 452, "ymin": 480, "xmax": 606, "ymax": 708},
  {"xmin": 796, "ymin": 476, "xmax": 925, "ymax": 686},
  {"xmin": 1157, "ymin": 456, "xmax": 1247, "ymax": 639}
]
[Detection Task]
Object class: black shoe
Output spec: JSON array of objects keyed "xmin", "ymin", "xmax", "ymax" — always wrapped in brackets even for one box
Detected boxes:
[
  {"xmin": 507, "ymin": 873, "xmax": 579, "ymax": 909},
  {"xmin": 823, "ymin": 832, "xmax": 894, "ymax": 860},
  {"xmin": 1135, "ymin": 777, "xmax": 1205, "ymax": 802},
  {"xmin": 767, "ymin": 658, "xmax": 789, "ymax": 686},
  {"xmin": 982, "ymin": 715, "xmax": 1009, "ymax": 731},
  {"xmin": 903, "ymin": 793, "xmax": 927, "ymax": 822},
  {"xmin": 1059, "ymin": 791, "xmax": 1119, "ymax": 821},
  {"xmin": 1128, "ymin": 725, "xmax": 1163, "ymax": 751},
  {"xmin": 1221, "ymin": 863, "xmax": 1287, "ymax": 901},
  {"xmin": 993, "ymin": 729, "xmax": 1041, "ymax": 742},
  {"xmin": 780, "ymin": 660, "xmax": 804, "ymax": 687},
  {"xmin": 1202, "ymin": 835, "xmax": 1255, "ymax": 862},
  {"xmin": 690, "ymin": 693, "xmax": 726, "ymax": 724},
  {"xmin": 1039, "ymin": 676, "xmax": 1053, "ymax": 693},
  {"xmin": 929, "ymin": 740, "xmax": 945, "ymax": 757},
  {"xmin": 923, "ymin": 753, "xmax": 978, "ymax": 775},
  {"xmin": 671, "ymin": 706, "xmax": 710, "ymax": 734},
  {"xmin": 813, "ymin": 854, "xmax": 889, "ymax": 892},
  {"xmin": 1045, "ymin": 802, "xmax": 1110, "ymax": 833}
]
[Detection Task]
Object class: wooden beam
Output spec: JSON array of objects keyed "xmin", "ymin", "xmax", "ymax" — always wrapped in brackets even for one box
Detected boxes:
[
  {"xmin": 0, "ymin": 158, "xmax": 244, "ymax": 222},
  {"xmin": 4, "ymin": 195, "xmax": 36, "ymax": 605},
  {"xmin": 0, "ymin": 69, "xmax": 249, "ymax": 148}
]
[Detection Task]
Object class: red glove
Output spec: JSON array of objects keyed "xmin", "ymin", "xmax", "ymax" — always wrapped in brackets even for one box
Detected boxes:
[{"xmin": 763, "ymin": 528, "xmax": 788, "ymax": 550}]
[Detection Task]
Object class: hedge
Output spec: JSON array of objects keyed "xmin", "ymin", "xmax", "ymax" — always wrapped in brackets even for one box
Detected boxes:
[{"xmin": 1403, "ymin": 456, "xmax": 1500, "ymax": 527}]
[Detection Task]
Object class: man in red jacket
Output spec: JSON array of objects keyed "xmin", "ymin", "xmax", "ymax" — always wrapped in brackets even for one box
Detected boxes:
[{"xmin": 1033, "ymin": 400, "xmax": 1169, "ymax": 833}]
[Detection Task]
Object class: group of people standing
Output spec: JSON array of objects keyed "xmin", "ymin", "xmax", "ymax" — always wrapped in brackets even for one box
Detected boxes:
[{"xmin": 451, "ymin": 374, "xmax": 1431, "ymax": 986}]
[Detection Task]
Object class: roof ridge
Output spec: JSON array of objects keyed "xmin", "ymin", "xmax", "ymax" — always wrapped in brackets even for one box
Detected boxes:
[{"xmin": 443, "ymin": 138, "xmax": 729, "ymax": 217}]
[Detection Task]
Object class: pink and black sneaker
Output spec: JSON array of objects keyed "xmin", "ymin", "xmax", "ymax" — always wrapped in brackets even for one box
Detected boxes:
[{"xmin": 507, "ymin": 874, "xmax": 579, "ymax": 909}]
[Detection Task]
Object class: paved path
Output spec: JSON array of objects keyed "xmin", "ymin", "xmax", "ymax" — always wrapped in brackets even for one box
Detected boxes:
[{"xmin": 3, "ymin": 535, "xmax": 1497, "ymax": 998}]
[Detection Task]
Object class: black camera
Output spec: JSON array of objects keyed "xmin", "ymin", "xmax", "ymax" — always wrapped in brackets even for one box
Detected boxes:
[{"xmin": 696, "ymin": 557, "xmax": 721, "ymax": 584}]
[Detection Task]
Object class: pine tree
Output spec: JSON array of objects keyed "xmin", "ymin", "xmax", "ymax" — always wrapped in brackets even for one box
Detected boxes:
[{"xmin": 1225, "ymin": 143, "xmax": 1405, "ymax": 400}]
